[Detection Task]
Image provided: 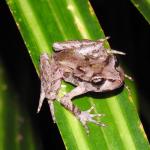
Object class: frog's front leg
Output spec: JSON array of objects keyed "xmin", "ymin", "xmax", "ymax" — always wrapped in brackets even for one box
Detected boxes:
[{"xmin": 60, "ymin": 83, "xmax": 105, "ymax": 133}]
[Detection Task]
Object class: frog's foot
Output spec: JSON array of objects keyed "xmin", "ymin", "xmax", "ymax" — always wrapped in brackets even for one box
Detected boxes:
[{"xmin": 78, "ymin": 106, "xmax": 106, "ymax": 134}]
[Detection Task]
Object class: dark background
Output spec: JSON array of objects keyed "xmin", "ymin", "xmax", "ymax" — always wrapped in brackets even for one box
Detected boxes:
[{"xmin": 0, "ymin": 0, "xmax": 150, "ymax": 149}]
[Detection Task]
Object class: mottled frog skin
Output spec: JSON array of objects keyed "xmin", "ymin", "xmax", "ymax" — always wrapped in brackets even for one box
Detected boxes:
[{"xmin": 38, "ymin": 38, "xmax": 125, "ymax": 133}]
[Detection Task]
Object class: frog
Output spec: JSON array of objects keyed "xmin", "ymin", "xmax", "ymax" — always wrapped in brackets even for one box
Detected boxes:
[{"xmin": 37, "ymin": 38, "xmax": 126, "ymax": 133}]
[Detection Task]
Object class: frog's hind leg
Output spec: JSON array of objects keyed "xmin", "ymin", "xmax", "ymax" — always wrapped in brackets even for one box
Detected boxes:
[
  {"xmin": 53, "ymin": 40, "xmax": 96, "ymax": 52},
  {"xmin": 38, "ymin": 53, "xmax": 62, "ymax": 122},
  {"xmin": 37, "ymin": 85, "xmax": 57, "ymax": 123},
  {"xmin": 53, "ymin": 37, "xmax": 110, "ymax": 52}
]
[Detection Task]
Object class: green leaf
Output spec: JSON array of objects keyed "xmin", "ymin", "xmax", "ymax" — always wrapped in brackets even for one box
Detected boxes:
[
  {"xmin": 0, "ymin": 62, "xmax": 42, "ymax": 150},
  {"xmin": 6, "ymin": 0, "xmax": 150, "ymax": 149},
  {"xmin": 131, "ymin": 0, "xmax": 150, "ymax": 24}
]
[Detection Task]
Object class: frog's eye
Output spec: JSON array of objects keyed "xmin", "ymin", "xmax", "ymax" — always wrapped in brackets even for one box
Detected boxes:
[{"xmin": 91, "ymin": 75, "xmax": 103, "ymax": 83}]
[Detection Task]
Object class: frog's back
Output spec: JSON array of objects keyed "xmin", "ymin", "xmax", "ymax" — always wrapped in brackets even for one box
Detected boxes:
[{"xmin": 54, "ymin": 49, "xmax": 87, "ymax": 69}]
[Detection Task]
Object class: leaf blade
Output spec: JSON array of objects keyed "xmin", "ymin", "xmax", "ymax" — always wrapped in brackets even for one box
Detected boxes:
[{"xmin": 131, "ymin": 0, "xmax": 150, "ymax": 24}]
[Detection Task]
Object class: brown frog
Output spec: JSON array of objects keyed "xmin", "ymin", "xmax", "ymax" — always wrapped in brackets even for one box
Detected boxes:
[{"xmin": 38, "ymin": 38, "xmax": 126, "ymax": 133}]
